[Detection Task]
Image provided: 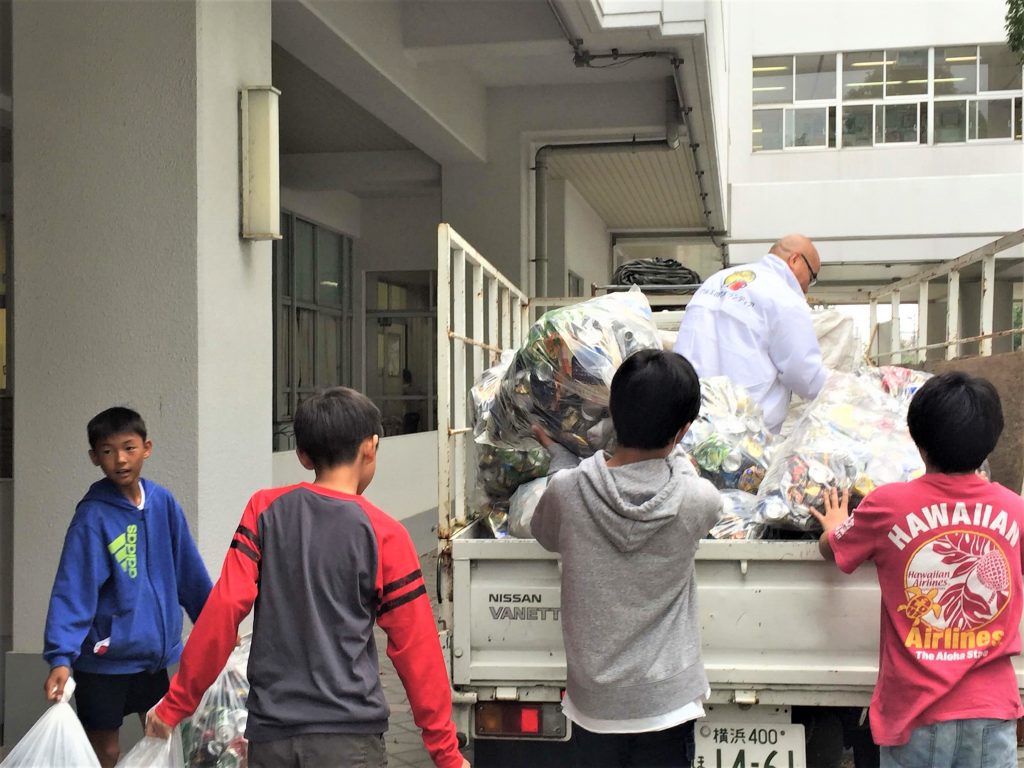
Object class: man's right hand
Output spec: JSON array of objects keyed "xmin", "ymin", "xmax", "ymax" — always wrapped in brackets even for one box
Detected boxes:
[{"xmin": 44, "ymin": 666, "xmax": 70, "ymax": 702}]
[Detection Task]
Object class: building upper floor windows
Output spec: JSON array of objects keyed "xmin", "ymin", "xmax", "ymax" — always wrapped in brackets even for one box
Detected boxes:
[{"xmin": 752, "ymin": 45, "xmax": 1023, "ymax": 152}]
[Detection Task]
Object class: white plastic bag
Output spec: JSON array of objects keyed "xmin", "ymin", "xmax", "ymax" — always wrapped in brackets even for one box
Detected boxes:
[
  {"xmin": 508, "ymin": 477, "xmax": 548, "ymax": 538},
  {"xmin": 181, "ymin": 635, "xmax": 251, "ymax": 767},
  {"xmin": 115, "ymin": 731, "xmax": 183, "ymax": 767},
  {"xmin": 0, "ymin": 679, "xmax": 101, "ymax": 768}
]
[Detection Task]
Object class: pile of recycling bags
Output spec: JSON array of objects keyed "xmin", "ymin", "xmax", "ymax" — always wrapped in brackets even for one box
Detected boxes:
[
  {"xmin": 470, "ymin": 289, "xmax": 662, "ymax": 536},
  {"xmin": 682, "ymin": 377, "xmax": 775, "ymax": 495},
  {"xmin": 752, "ymin": 367, "xmax": 931, "ymax": 532}
]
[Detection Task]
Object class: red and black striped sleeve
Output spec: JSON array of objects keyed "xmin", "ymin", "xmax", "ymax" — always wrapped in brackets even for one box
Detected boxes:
[
  {"xmin": 369, "ymin": 508, "xmax": 462, "ymax": 768},
  {"xmin": 156, "ymin": 487, "xmax": 288, "ymax": 726}
]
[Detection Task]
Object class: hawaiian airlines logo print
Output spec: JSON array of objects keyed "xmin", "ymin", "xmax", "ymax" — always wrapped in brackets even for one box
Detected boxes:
[
  {"xmin": 723, "ymin": 270, "xmax": 756, "ymax": 291},
  {"xmin": 901, "ymin": 532, "xmax": 1010, "ymax": 658}
]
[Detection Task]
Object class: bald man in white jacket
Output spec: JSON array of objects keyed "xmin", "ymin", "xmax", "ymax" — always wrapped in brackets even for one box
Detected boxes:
[{"xmin": 674, "ymin": 234, "xmax": 828, "ymax": 433}]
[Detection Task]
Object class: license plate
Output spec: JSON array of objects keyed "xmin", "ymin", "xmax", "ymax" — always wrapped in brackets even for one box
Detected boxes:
[{"xmin": 694, "ymin": 721, "xmax": 806, "ymax": 768}]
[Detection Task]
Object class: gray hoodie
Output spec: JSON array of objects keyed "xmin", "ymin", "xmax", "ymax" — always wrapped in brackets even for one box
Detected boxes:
[{"xmin": 531, "ymin": 443, "xmax": 721, "ymax": 722}]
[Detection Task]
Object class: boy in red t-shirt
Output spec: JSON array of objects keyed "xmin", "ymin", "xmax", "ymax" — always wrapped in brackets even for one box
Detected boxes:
[{"xmin": 813, "ymin": 371, "xmax": 1024, "ymax": 768}]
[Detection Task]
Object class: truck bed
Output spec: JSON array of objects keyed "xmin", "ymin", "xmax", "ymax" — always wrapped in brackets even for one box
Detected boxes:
[{"xmin": 453, "ymin": 531, "xmax": 999, "ymax": 707}]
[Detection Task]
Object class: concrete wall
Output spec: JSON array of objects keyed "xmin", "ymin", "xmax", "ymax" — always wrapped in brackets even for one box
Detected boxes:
[
  {"xmin": 281, "ymin": 186, "xmax": 361, "ymax": 238},
  {"xmin": 272, "ymin": 430, "xmax": 439, "ymax": 524},
  {"xmin": 919, "ymin": 350, "xmax": 1024, "ymax": 494},
  {"xmin": 443, "ymin": 80, "xmax": 667, "ymax": 291},
  {"xmin": 7, "ymin": 0, "xmax": 272, "ymax": 744},
  {"xmin": 563, "ymin": 180, "xmax": 611, "ymax": 293}
]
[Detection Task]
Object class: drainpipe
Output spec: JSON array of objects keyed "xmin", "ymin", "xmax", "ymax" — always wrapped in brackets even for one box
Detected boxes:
[{"xmin": 533, "ymin": 86, "xmax": 681, "ymax": 297}]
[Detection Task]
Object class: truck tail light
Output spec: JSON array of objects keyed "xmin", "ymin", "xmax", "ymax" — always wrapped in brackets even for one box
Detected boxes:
[{"xmin": 474, "ymin": 702, "xmax": 566, "ymax": 740}]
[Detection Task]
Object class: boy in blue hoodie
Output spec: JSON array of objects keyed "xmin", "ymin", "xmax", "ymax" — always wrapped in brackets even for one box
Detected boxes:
[{"xmin": 43, "ymin": 406, "xmax": 212, "ymax": 767}]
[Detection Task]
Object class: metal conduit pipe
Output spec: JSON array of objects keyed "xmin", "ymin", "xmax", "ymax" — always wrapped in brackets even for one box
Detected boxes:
[{"xmin": 533, "ymin": 84, "xmax": 682, "ymax": 297}]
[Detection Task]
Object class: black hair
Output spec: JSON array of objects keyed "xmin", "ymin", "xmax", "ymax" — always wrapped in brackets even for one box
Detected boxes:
[
  {"xmin": 609, "ymin": 350, "xmax": 701, "ymax": 450},
  {"xmin": 293, "ymin": 387, "xmax": 383, "ymax": 469},
  {"xmin": 907, "ymin": 371, "xmax": 1003, "ymax": 473},
  {"xmin": 87, "ymin": 407, "xmax": 148, "ymax": 449}
]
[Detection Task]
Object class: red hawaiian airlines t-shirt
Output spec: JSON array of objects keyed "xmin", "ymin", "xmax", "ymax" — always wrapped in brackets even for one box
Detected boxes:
[{"xmin": 829, "ymin": 473, "xmax": 1024, "ymax": 746}]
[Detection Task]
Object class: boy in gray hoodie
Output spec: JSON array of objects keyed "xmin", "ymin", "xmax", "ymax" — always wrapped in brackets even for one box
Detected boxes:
[{"xmin": 531, "ymin": 349, "xmax": 721, "ymax": 768}]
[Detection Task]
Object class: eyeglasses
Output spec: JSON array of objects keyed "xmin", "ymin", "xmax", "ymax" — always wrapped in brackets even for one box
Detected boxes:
[{"xmin": 797, "ymin": 252, "xmax": 818, "ymax": 288}]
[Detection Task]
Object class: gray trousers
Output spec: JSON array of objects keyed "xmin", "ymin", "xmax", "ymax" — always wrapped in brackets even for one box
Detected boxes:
[{"xmin": 249, "ymin": 733, "xmax": 387, "ymax": 768}]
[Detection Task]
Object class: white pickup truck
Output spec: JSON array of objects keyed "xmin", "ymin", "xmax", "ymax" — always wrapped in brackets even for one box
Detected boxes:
[{"xmin": 434, "ymin": 224, "xmax": 1023, "ymax": 768}]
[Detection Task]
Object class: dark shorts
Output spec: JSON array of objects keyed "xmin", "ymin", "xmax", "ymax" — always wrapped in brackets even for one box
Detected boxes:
[
  {"xmin": 72, "ymin": 668, "xmax": 170, "ymax": 731},
  {"xmin": 249, "ymin": 733, "xmax": 387, "ymax": 768}
]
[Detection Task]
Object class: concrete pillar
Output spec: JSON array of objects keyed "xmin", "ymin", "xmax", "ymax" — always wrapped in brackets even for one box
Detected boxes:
[{"xmin": 8, "ymin": 0, "xmax": 271, "ymax": 742}]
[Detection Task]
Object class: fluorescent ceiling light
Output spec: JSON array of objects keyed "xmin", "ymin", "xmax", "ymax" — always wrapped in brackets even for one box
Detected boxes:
[
  {"xmin": 933, "ymin": 77, "xmax": 966, "ymax": 83},
  {"xmin": 320, "ymin": 280, "xmax": 339, "ymax": 287},
  {"xmin": 906, "ymin": 79, "xmax": 929, "ymax": 84},
  {"xmin": 752, "ymin": 86, "xmax": 787, "ymax": 92},
  {"xmin": 752, "ymin": 128, "xmax": 764, "ymax": 133},
  {"xmin": 753, "ymin": 66, "xmax": 789, "ymax": 72},
  {"xmin": 944, "ymin": 56, "xmax": 977, "ymax": 62},
  {"xmin": 753, "ymin": 145, "xmax": 764, "ymax": 150},
  {"xmin": 847, "ymin": 81, "xmax": 884, "ymax": 87},
  {"xmin": 852, "ymin": 61, "xmax": 894, "ymax": 67}
]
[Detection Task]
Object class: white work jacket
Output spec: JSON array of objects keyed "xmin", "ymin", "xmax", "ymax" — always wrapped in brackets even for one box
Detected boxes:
[{"xmin": 673, "ymin": 254, "xmax": 827, "ymax": 432}]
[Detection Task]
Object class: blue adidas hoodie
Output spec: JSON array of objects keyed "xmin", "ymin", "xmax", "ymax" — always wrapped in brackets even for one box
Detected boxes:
[{"xmin": 44, "ymin": 477, "xmax": 213, "ymax": 674}]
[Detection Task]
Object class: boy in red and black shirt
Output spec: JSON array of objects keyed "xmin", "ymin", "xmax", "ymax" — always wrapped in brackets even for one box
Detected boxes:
[
  {"xmin": 814, "ymin": 372, "xmax": 1023, "ymax": 767},
  {"xmin": 146, "ymin": 387, "xmax": 467, "ymax": 768}
]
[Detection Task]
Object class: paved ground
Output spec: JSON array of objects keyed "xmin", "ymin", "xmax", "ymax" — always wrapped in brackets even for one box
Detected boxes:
[{"xmin": 377, "ymin": 548, "xmax": 453, "ymax": 768}]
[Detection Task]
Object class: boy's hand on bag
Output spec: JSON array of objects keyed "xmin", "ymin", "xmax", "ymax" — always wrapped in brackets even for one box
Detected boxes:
[
  {"xmin": 810, "ymin": 487, "xmax": 850, "ymax": 533},
  {"xmin": 44, "ymin": 665, "xmax": 70, "ymax": 701},
  {"xmin": 144, "ymin": 705, "xmax": 173, "ymax": 739}
]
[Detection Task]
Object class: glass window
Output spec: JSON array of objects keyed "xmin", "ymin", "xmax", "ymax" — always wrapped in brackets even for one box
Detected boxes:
[
  {"xmin": 935, "ymin": 46, "xmax": 978, "ymax": 95},
  {"xmin": 316, "ymin": 229, "xmax": 342, "ymax": 307},
  {"xmin": 843, "ymin": 50, "xmax": 887, "ymax": 100},
  {"xmin": 364, "ymin": 271, "xmax": 437, "ymax": 435},
  {"xmin": 272, "ymin": 213, "xmax": 354, "ymax": 449},
  {"xmin": 971, "ymin": 98, "xmax": 1013, "ymax": 139},
  {"xmin": 294, "ymin": 218, "xmax": 315, "ymax": 302},
  {"xmin": 752, "ymin": 109, "xmax": 783, "ymax": 151},
  {"xmin": 979, "ymin": 45, "xmax": 1022, "ymax": 91},
  {"xmin": 752, "ymin": 56, "xmax": 793, "ymax": 104},
  {"xmin": 842, "ymin": 104, "xmax": 874, "ymax": 147},
  {"xmin": 785, "ymin": 107, "xmax": 828, "ymax": 147},
  {"xmin": 795, "ymin": 54, "xmax": 836, "ymax": 100},
  {"xmin": 568, "ymin": 271, "xmax": 584, "ymax": 297},
  {"xmin": 934, "ymin": 100, "xmax": 967, "ymax": 143},
  {"xmin": 875, "ymin": 102, "xmax": 920, "ymax": 143},
  {"xmin": 887, "ymin": 48, "xmax": 928, "ymax": 97},
  {"xmin": 1016, "ymin": 97, "xmax": 1023, "ymax": 140}
]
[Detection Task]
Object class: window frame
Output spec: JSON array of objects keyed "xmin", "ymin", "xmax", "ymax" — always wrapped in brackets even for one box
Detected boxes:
[
  {"xmin": 751, "ymin": 44, "xmax": 1023, "ymax": 154},
  {"xmin": 272, "ymin": 211, "xmax": 354, "ymax": 450}
]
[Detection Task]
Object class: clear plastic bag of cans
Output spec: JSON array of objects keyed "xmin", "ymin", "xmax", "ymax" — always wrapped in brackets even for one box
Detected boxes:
[
  {"xmin": 708, "ymin": 490, "xmax": 762, "ymax": 540},
  {"xmin": 471, "ymin": 351, "xmax": 550, "ymax": 506},
  {"xmin": 681, "ymin": 377, "xmax": 775, "ymax": 493},
  {"xmin": 488, "ymin": 288, "xmax": 661, "ymax": 459},
  {"xmin": 181, "ymin": 634, "xmax": 250, "ymax": 767},
  {"xmin": 754, "ymin": 368, "xmax": 930, "ymax": 532}
]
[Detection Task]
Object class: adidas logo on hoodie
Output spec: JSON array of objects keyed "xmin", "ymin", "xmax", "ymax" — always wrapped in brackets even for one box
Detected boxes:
[{"xmin": 107, "ymin": 525, "xmax": 138, "ymax": 578}]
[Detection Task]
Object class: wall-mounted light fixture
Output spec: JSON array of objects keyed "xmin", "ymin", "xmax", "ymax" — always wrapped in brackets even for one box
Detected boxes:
[{"xmin": 239, "ymin": 86, "xmax": 282, "ymax": 240}]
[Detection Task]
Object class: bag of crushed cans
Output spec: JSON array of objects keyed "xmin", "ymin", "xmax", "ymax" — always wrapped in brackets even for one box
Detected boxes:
[
  {"xmin": 182, "ymin": 635, "xmax": 250, "ymax": 767},
  {"xmin": 682, "ymin": 377, "xmax": 775, "ymax": 494},
  {"xmin": 471, "ymin": 352, "xmax": 550, "ymax": 504},
  {"xmin": 708, "ymin": 490, "xmax": 761, "ymax": 540},
  {"xmin": 753, "ymin": 367, "xmax": 931, "ymax": 532},
  {"xmin": 487, "ymin": 288, "xmax": 661, "ymax": 458}
]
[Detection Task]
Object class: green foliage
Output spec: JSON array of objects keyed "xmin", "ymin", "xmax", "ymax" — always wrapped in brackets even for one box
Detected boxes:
[
  {"xmin": 1013, "ymin": 302, "xmax": 1023, "ymax": 351},
  {"xmin": 1009, "ymin": 0, "xmax": 1024, "ymax": 62}
]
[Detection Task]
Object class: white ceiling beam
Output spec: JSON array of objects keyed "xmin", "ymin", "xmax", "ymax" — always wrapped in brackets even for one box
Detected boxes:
[{"xmin": 281, "ymin": 151, "xmax": 440, "ymax": 195}]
